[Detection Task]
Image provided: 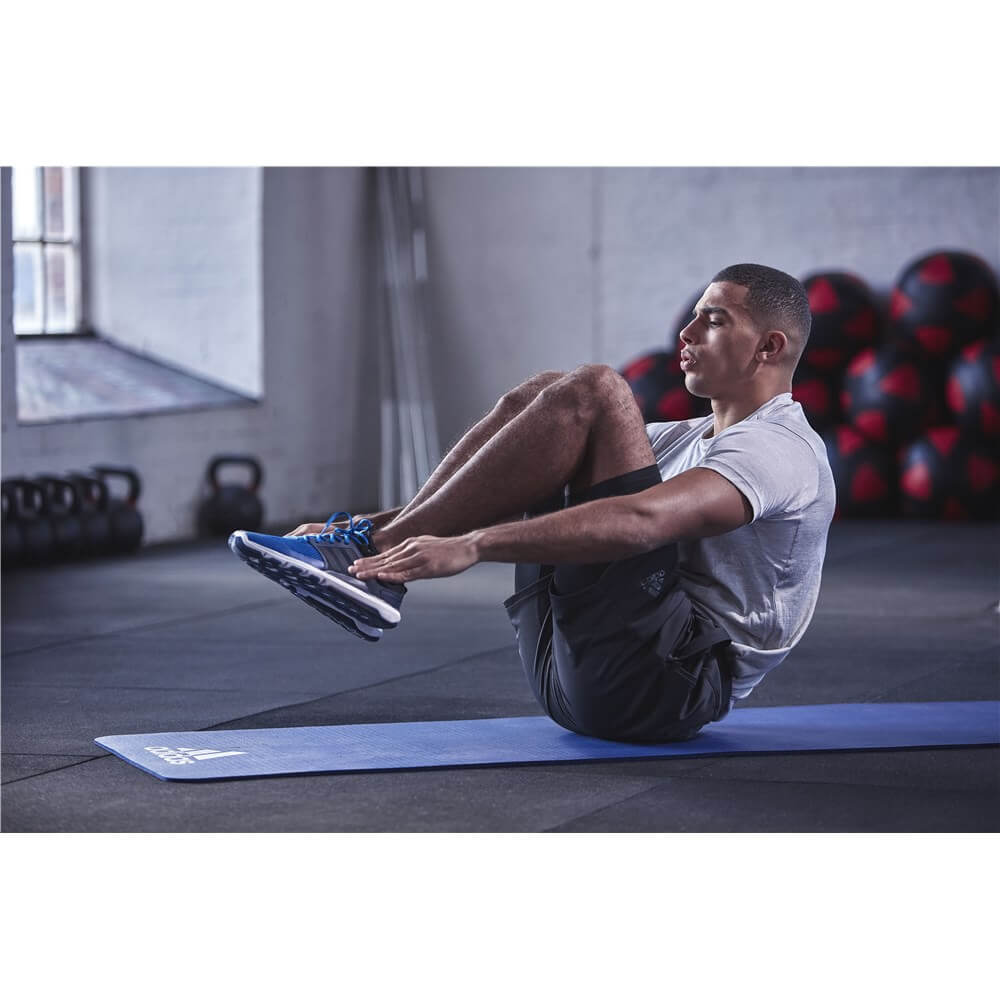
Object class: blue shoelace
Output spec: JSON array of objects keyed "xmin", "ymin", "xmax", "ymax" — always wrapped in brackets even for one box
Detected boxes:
[{"xmin": 305, "ymin": 511, "xmax": 375, "ymax": 549}]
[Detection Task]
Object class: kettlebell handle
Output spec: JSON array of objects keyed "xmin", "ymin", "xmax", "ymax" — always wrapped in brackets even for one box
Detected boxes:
[
  {"xmin": 1, "ymin": 481, "xmax": 17, "ymax": 520},
  {"xmin": 92, "ymin": 465, "xmax": 142, "ymax": 504},
  {"xmin": 6, "ymin": 478, "xmax": 45, "ymax": 518},
  {"xmin": 68, "ymin": 472, "xmax": 110, "ymax": 509},
  {"xmin": 36, "ymin": 475, "xmax": 82, "ymax": 515},
  {"xmin": 207, "ymin": 455, "xmax": 263, "ymax": 492}
]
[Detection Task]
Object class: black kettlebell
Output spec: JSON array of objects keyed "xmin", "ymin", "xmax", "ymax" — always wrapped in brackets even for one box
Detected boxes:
[
  {"xmin": 9, "ymin": 478, "xmax": 56, "ymax": 566},
  {"xmin": 200, "ymin": 455, "xmax": 264, "ymax": 536},
  {"xmin": 2, "ymin": 480, "xmax": 25, "ymax": 568},
  {"xmin": 35, "ymin": 476, "xmax": 87, "ymax": 561},
  {"xmin": 67, "ymin": 473, "xmax": 114, "ymax": 558},
  {"xmin": 91, "ymin": 465, "xmax": 144, "ymax": 553}
]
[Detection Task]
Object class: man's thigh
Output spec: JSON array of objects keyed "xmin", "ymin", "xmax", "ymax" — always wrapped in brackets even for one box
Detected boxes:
[{"xmin": 549, "ymin": 365, "xmax": 658, "ymax": 496}]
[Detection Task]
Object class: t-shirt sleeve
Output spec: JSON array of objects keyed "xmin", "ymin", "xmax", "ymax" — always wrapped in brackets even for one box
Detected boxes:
[
  {"xmin": 698, "ymin": 424, "xmax": 819, "ymax": 521},
  {"xmin": 646, "ymin": 420, "xmax": 692, "ymax": 457}
]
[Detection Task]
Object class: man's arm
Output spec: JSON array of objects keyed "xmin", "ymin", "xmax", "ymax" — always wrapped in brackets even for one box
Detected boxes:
[
  {"xmin": 473, "ymin": 467, "xmax": 751, "ymax": 564},
  {"xmin": 350, "ymin": 468, "xmax": 752, "ymax": 583}
]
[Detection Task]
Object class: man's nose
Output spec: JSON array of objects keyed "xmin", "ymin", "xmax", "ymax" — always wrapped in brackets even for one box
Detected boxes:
[{"xmin": 678, "ymin": 321, "xmax": 695, "ymax": 346}]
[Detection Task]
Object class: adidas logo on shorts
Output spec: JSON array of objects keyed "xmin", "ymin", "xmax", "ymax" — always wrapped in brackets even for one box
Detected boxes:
[
  {"xmin": 640, "ymin": 569, "xmax": 666, "ymax": 598},
  {"xmin": 144, "ymin": 746, "xmax": 247, "ymax": 766}
]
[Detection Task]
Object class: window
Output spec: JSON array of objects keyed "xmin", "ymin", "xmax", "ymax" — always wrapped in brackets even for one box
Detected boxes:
[{"xmin": 12, "ymin": 167, "xmax": 83, "ymax": 335}]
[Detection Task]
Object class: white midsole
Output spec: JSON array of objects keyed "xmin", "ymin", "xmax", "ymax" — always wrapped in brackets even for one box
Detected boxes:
[{"xmin": 233, "ymin": 532, "xmax": 401, "ymax": 624}]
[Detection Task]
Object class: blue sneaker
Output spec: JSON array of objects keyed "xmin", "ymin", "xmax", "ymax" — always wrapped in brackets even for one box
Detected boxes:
[
  {"xmin": 228, "ymin": 512, "xmax": 405, "ymax": 636},
  {"xmin": 291, "ymin": 589, "xmax": 384, "ymax": 643}
]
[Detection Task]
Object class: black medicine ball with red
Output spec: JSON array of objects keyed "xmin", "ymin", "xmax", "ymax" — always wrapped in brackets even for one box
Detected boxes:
[
  {"xmin": 792, "ymin": 365, "xmax": 840, "ymax": 432},
  {"xmin": 947, "ymin": 337, "xmax": 1000, "ymax": 440},
  {"xmin": 900, "ymin": 427, "xmax": 1000, "ymax": 520},
  {"xmin": 890, "ymin": 250, "xmax": 1000, "ymax": 358},
  {"xmin": 841, "ymin": 340, "xmax": 937, "ymax": 445},
  {"xmin": 802, "ymin": 271, "xmax": 882, "ymax": 372},
  {"xmin": 620, "ymin": 351, "xmax": 710, "ymax": 423},
  {"xmin": 823, "ymin": 424, "xmax": 897, "ymax": 518}
]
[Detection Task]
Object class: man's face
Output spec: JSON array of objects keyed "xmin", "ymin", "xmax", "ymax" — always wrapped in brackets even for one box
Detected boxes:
[{"xmin": 677, "ymin": 281, "xmax": 764, "ymax": 399}]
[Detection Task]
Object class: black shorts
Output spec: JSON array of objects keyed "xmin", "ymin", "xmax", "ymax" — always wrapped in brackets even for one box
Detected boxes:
[{"xmin": 503, "ymin": 464, "xmax": 733, "ymax": 743}]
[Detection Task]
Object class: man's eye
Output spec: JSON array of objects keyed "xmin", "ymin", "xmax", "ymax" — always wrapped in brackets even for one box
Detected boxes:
[{"xmin": 709, "ymin": 319, "xmax": 722, "ymax": 327}]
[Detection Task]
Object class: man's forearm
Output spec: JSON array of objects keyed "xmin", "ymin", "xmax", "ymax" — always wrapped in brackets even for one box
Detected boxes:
[
  {"xmin": 351, "ymin": 469, "xmax": 748, "ymax": 584},
  {"xmin": 470, "ymin": 494, "xmax": 669, "ymax": 565}
]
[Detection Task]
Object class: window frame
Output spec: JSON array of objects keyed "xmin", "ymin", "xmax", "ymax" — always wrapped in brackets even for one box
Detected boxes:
[{"xmin": 12, "ymin": 166, "xmax": 88, "ymax": 338}]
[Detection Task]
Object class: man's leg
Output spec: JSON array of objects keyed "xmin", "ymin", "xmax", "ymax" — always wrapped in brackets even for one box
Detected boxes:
[
  {"xmin": 375, "ymin": 365, "xmax": 656, "ymax": 550},
  {"xmin": 395, "ymin": 370, "xmax": 567, "ymax": 518},
  {"xmin": 337, "ymin": 370, "xmax": 567, "ymax": 533}
]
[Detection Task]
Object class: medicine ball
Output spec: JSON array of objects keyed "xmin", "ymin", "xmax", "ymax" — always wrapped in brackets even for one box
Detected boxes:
[
  {"xmin": 802, "ymin": 271, "xmax": 883, "ymax": 373},
  {"xmin": 899, "ymin": 426, "xmax": 1000, "ymax": 519},
  {"xmin": 822, "ymin": 425, "xmax": 897, "ymax": 518},
  {"xmin": 620, "ymin": 351, "xmax": 710, "ymax": 422},
  {"xmin": 841, "ymin": 341, "xmax": 937, "ymax": 445},
  {"xmin": 946, "ymin": 337, "xmax": 1000, "ymax": 440},
  {"xmin": 889, "ymin": 250, "xmax": 1000, "ymax": 358},
  {"xmin": 792, "ymin": 364, "xmax": 841, "ymax": 432}
]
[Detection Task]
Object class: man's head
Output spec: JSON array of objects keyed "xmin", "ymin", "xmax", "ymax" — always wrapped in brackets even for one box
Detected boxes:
[{"xmin": 678, "ymin": 263, "xmax": 811, "ymax": 402}]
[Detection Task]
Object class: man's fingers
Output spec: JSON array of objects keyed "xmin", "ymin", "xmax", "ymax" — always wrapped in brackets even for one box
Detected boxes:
[
  {"xmin": 351, "ymin": 539, "xmax": 424, "ymax": 572},
  {"xmin": 353, "ymin": 553, "xmax": 425, "ymax": 579},
  {"xmin": 349, "ymin": 553, "xmax": 390, "ymax": 574}
]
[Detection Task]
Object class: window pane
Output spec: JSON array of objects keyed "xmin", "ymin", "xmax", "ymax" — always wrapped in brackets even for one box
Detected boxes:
[
  {"xmin": 12, "ymin": 167, "xmax": 42, "ymax": 240},
  {"xmin": 45, "ymin": 244, "xmax": 78, "ymax": 333},
  {"xmin": 44, "ymin": 166, "xmax": 77, "ymax": 240},
  {"xmin": 13, "ymin": 244, "xmax": 44, "ymax": 334}
]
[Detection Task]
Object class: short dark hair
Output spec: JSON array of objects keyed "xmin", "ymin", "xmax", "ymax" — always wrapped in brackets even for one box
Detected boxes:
[{"xmin": 712, "ymin": 263, "xmax": 812, "ymax": 364}]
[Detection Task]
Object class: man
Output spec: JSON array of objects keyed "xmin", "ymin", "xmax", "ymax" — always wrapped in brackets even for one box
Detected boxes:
[{"xmin": 230, "ymin": 263, "xmax": 836, "ymax": 743}]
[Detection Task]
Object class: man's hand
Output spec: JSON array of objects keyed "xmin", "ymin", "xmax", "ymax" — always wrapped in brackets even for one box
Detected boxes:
[{"xmin": 349, "ymin": 534, "xmax": 480, "ymax": 583}]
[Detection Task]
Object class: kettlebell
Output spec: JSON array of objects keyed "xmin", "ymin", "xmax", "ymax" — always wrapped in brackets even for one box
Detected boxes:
[
  {"xmin": 35, "ymin": 476, "xmax": 86, "ymax": 560},
  {"xmin": 2, "ymin": 480, "xmax": 25, "ymax": 568},
  {"xmin": 200, "ymin": 455, "xmax": 264, "ymax": 536},
  {"xmin": 67, "ymin": 472, "xmax": 114, "ymax": 558},
  {"xmin": 9, "ymin": 478, "xmax": 56, "ymax": 566},
  {"xmin": 91, "ymin": 465, "xmax": 144, "ymax": 553}
]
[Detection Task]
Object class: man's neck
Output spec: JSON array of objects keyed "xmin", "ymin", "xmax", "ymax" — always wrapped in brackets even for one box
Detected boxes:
[{"xmin": 706, "ymin": 384, "xmax": 791, "ymax": 438}]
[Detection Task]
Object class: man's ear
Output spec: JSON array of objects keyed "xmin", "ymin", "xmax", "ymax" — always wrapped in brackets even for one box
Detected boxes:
[{"xmin": 758, "ymin": 330, "xmax": 788, "ymax": 362}]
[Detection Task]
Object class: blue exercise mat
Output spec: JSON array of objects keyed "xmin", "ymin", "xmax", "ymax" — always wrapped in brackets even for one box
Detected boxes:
[{"xmin": 95, "ymin": 701, "xmax": 999, "ymax": 782}]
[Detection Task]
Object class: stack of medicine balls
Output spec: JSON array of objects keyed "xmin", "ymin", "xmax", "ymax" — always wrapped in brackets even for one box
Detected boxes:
[{"xmin": 619, "ymin": 250, "xmax": 1000, "ymax": 520}]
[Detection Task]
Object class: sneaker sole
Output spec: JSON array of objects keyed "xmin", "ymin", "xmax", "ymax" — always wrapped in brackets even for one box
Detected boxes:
[
  {"xmin": 291, "ymin": 589, "xmax": 382, "ymax": 642},
  {"xmin": 229, "ymin": 531, "xmax": 401, "ymax": 628}
]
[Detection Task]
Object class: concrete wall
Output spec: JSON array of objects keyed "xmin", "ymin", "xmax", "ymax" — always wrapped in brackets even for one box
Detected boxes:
[
  {"xmin": 423, "ymin": 167, "xmax": 1000, "ymax": 445},
  {"xmin": 423, "ymin": 168, "xmax": 598, "ymax": 447},
  {"xmin": 1, "ymin": 168, "xmax": 379, "ymax": 544},
  {"xmin": 3, "ymin": 166, "xmax": 998, "ymax": 543},
  {"xmin": 1, "ymin": 168, "xmax": 14, "ymax": 442},
  {"xmin": 86, "ymin": 168, "xmax": 263, "ymax": 398}
]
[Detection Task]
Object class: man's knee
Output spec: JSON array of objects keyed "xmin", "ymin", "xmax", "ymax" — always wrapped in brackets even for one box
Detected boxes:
[
  {"xmin": 575, "ymin": 364, "xmax": 633, "ymax": 400},
  {"xmin": 544, "ymin": 364, "xmax": 635, "ymax": 420},
  {"xmin": 494, "ymin": 370, "xmax": 565, "ymax": 419}
]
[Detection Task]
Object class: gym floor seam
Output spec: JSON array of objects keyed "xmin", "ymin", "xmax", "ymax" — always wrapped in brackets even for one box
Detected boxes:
[
  {"xmin": 1, "ymin": 597, "xmax": 286, "ymax": 660},
  {"xmin": 201, "ymin": 643, "xmax": 524, "ymax": 732}
]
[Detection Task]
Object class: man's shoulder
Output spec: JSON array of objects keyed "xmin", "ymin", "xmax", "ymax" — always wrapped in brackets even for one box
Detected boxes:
[
  {"xmin": 646, "ymin": 415, "xmax": 712, "ymax": 448},
  {"xmin": 740, "ymin": 397, "xmax": 828, "ymax": 462}
]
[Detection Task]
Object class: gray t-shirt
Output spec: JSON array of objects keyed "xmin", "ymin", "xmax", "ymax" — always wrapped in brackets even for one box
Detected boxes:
[{"xmin": 646, "ymin": 392, "xmax": 835, "ymax": 703}]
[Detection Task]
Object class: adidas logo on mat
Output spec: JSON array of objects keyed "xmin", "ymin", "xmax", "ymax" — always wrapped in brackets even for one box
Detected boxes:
[{"xmin": 145, "ymin": 746, "xmax": 247, "ymax": 766}]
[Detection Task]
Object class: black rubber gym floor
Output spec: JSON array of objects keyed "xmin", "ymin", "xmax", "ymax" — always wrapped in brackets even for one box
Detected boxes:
[{"xmin": 2, "ymin": 521, "xmax": 998, "ymax": 832}]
